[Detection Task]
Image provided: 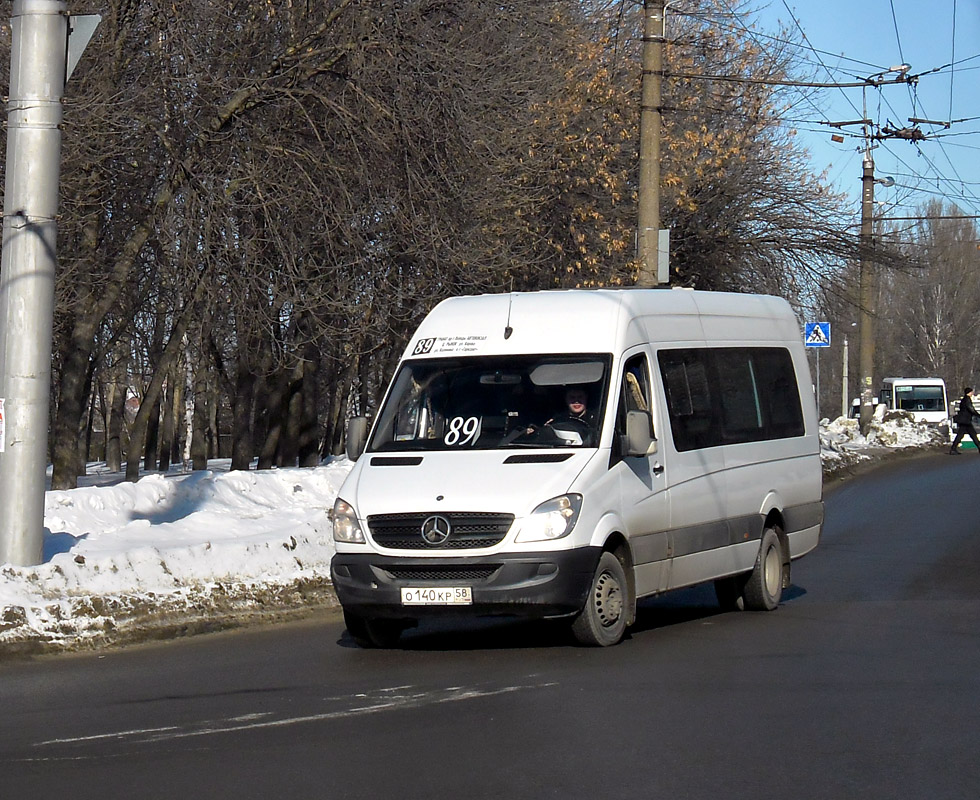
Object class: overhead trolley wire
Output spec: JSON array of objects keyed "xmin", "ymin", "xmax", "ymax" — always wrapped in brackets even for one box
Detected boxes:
[
  {"xmin": 714, "ymin": 0, "xmax": 829, "ymax": 124},
  {"xmin": 879, "ymin": 136, "xmax": 980, "ymax": 216},
  {"xmin": 888, "ymin": 0, "xmax": 918, "ymax": 117},
  {"xmin": 671, "ymin": 1, "xmax": 980, "ymax": 216},
  {"xmin": 950, "ymin": 0, "xmax": 957, "ymax": 122},
  {"xmin": 673, "ymin": 7, "xmax": 891, "ymax": 77}
]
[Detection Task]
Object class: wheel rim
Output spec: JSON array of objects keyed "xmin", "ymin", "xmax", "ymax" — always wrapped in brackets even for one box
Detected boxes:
[
  {"xmin": 763, "ymin": 543, "xmax": 781, "ymax": 599},
  {"xmin": 594, "ymin": 570, "xmax": 624, "ymax": 628}
]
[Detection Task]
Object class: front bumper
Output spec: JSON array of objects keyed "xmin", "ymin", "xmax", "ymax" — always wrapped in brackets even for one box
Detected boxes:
[{"xmin": 330, "ymin": 547, "xmax": 602, "ymax": 620}]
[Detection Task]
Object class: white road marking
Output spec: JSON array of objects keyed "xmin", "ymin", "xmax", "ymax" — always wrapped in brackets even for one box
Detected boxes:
[{"xmin": 33, "ymin": 682, "xmax": 557, "ymax": 750}]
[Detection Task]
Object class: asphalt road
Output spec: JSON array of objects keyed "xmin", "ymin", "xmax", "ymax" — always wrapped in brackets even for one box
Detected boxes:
[{"xmin": 2, "ymin": 452, "xmax": 978, "ymax": 799}]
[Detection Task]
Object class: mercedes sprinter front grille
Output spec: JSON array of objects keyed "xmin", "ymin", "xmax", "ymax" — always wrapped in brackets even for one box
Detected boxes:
[{"xmin": 367, "ymin": 512, "xmax": 514, "ymax": 550}]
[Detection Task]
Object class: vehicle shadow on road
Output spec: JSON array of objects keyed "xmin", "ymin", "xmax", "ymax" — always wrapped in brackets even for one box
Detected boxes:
[
  {"xmin": 337, "ymin": 616, "xmax": 575, "ymax": 651},
  {"xmin": 337, "ymin": 583, "xmax": 810, "ymax": 651},
  {"xmin": 630, "ymin": 581, "xmax": 808, "ymax": 636},
  {"xmin": 629, "ymin": 583, "xmax": 727, "ymax": 636}
]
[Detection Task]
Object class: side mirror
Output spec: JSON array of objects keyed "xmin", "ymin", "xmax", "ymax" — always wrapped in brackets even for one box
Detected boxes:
[
  {"xmin": 625, "ymin": 410, "xmax": 656, "ymax": 457},
  {"xmin": 345, "ymin": 416, "xmax": 369, "ymax": 461}
]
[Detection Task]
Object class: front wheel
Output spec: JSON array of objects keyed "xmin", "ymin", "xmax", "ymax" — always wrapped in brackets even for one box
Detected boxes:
[
  {"xmin": 571, "ymin": 551, "xmax": 630, "ymax": 646},
  {"xmin": 343, "ymin": 610, "xmax": 407, "ymax": 648},
  {"xmin": 741, "ymin": 527, "xmax": 785, "ymax": 611}
]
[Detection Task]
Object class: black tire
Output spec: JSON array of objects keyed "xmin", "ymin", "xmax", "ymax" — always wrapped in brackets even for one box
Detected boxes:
[
  {"xmin": 344, "ymin": 611, "xmax": 406, "ymax": 648},
  {"xmin": 741, "ymin": 527, "xmax": 784, "ymax": 611},
  {"xmin": 343, "ymin": 610, "xmax": 373, "ymax": 647},
  {"xmin": 364, "ymin": 618, "xmax": 406, "ymax": 648},
  {"xmin": 713, "ymin": 575, "xmax": 746, "ymax": 611},
  {"xmin": 344, "ymin": 610, "xmax": 374, "ymax": 647},
  {"xmin": 571, "ymin": 551, "xmax": 630, "ymax": 646}
]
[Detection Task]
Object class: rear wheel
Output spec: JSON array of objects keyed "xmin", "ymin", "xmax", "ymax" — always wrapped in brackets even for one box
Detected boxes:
[
  {"xmin": 742, "ymin": 527, "xmax": 784, "ymax": 611},
  {"xmin": 571, "ymin": 551, "xmax": 629, "ymax": 646},
  {"xmin": 713, "ymin": 575, "xmax": 746, "ymax": 611}
]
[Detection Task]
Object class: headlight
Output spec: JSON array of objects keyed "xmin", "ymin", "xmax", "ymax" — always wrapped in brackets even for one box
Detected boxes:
[
  {"xmin": 515, "ymin": 494, "xmax": 583, "ymax": 543},
  {"xmin": 331, "ymin": 498, "xmax": 365, "ymax": 543}
]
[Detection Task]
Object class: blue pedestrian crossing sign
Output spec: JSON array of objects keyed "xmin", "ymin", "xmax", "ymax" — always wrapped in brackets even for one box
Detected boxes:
[{"xmin": 804, "ymin": 322, "xmax": 831, "ymax": 347}]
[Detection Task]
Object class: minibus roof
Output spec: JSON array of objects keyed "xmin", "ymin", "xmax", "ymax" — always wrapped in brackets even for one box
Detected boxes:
[
  {"xmin": 882, "ymin": 377, "xmax": 947, "ymax": 386},
  {"xmin": 403, "ymin": 289, "xmax": 802, "ymax": 359}
]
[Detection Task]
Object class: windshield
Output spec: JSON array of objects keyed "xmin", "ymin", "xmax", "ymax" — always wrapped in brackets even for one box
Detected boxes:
[
  {"xmin": 369, "ymin": 354, "xmax": 611, "ymax": 452},
  {"xmin": 894, "ymin": 385, "xmax": 946, "ymax": 412}
]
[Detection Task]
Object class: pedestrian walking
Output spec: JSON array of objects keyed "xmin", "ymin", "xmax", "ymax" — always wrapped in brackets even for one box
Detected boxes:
[{"xmin": 950, "ymin": 387, "xmax": 980, "ymax": 454}]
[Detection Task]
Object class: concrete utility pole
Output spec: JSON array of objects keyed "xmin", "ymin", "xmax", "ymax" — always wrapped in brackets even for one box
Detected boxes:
[
  {"xmin": 0, "ymin": 1, "xmax": 98, "ymax": 566},
  {"xmin": 857, "ymin": 153, "xmax": 876, "ymax": 435},
  {"xmin": 636, "ymin": 0, "xmax": 668, "ymax": 287}
]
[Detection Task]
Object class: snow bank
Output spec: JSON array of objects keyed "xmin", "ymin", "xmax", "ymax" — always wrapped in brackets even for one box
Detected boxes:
[
  {"xmin": 1, "ymin": 461, "xmax": 352, "ymax": 651},
  {"xmin": 819, "ymin": 407, "xmax": 947, "ymax": 472}
]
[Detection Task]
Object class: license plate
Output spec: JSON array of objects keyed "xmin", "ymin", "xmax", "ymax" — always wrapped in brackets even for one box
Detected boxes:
[{"xmin": 400, "ymin": 586, "xmax": 472, "ymax": 606}]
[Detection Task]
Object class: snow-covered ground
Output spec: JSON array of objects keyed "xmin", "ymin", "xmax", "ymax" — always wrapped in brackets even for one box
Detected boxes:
[
  {"xmin": 818, "ymin": 406, "xmax": 948, "ymax": 472},
  {"xmin": 0, "ymin": 409, "xmax": 947, "ymax": 654}
]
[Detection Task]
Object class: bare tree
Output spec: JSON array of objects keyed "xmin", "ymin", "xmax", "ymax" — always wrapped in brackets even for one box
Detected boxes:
[
  {"xmin": 878, "ymin": 201, "xmax": 980, "ymax": 387},
  {"xmin": 0, "ymin": 0, "xmax": 919, "ymax": 482}
]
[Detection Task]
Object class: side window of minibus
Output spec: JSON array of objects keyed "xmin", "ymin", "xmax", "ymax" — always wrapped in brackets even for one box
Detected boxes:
[
  {"xmin": 623, "ymin": 356, "xmax": 651, "ymax": 416},
  {"xmin": 613, "ymin": 354, "xmax": 653, "ymax": 460}
]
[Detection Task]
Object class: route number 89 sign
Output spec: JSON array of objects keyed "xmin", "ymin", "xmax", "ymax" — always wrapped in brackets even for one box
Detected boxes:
[{"xmin": 444, "ymin": 416, "xmax": 482, "ymax": 446}]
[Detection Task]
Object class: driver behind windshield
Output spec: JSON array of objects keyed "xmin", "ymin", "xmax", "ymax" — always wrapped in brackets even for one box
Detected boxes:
[
  {"xmin": 511, "ymin": 385, "xmax": 597, "ymax": 447},
  {"xmin": 544, "ymin": 386, "xmax": 597, "ymax": 446}
]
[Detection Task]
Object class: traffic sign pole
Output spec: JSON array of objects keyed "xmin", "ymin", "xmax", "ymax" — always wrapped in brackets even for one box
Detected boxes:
[{"xmin": 804, "ymin": 322, "xmax": 831, "ymax": 423}]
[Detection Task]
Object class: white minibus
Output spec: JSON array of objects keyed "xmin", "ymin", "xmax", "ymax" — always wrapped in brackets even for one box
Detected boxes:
[
  {"xmin": 878, "ymin": 377, "xmax": 949, "ymax": 426},
  {"xmin": 330, "ymin": 289, "xmax": 823, "ymax": 647}
]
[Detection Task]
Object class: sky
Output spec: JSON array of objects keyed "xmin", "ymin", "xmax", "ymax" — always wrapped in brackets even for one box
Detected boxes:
[
  {"xmin": 740, "ymin": 0, "xmax": 980, "ymax": 223},
  {"xmin": 0, "ymin": 414, "xmax": 944, "ymax": 652}
]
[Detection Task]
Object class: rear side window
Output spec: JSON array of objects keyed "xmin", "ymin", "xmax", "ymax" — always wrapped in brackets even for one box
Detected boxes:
[{"xmin": 658, "ymin": 348, "xmax": 804, "ymax": 452}]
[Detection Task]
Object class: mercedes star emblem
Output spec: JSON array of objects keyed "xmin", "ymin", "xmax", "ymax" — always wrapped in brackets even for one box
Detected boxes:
[{"xmin": 420, "ymin": 515, "xmax": 452, "ymax": 546}]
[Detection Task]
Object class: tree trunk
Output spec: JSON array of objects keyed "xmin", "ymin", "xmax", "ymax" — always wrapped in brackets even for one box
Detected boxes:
[
  {"xmin": 158, "ymin": 379, "xmax": 174, "ymax": 472},
  {"xmin": 51, "ymin": 323, "xmax": 97, "ymax": 489},
  {"xmin": 170, "ymin": 356, "xmax": 186, "ymax": 467},
  {"xmin": 321, "ymin": 367, "xmax": 346, "ymax": 457},
  {"xmin": 83, "ymin": 380, "xmax": 98, "ymax": 465},
  {"xmin": 126, "ymin": 281, "xmax": 205, "ymax": 481},
  {"xmin": 208, "ymin": 390, "xmax": 221, "ymax": 458},
  {"xmin": 142, "ymin": 396, "xmax": 161, "ymax": 471},
  {"xmin": 105, "ymin": 376, "xmax": 127, "ymax": 473},
  {"xmin": 299, "ymin": 340, "xmax": 321, "ymax": 466},
  {"xmin": 257, "ymin": 368, "xmax": 286, "ymax": 470},
  {"xmin": 230, "ymin": 310, "xmax": 263, "ymax": 472},
  {"xmin": 281, "ymin": 372, "xmax": 303, "ymax": 468},
  {"xmin": 231, "ymin": 366, "xmax": 256, "ymax": 470},
  {"xmin": 190, "ymin": 371, "xmax": 210, "ymax": 471}
]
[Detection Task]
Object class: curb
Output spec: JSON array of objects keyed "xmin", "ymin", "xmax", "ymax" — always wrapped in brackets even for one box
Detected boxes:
[{"xmin": 0, "ymin": 578, "xmax": 341, "ymax": 661}]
